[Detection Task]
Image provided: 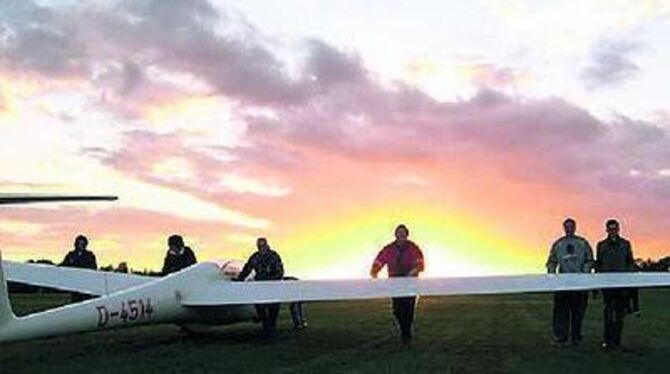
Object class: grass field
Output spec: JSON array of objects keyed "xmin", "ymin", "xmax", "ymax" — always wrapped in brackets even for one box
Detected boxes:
[{"xmin": 2, "ymin": 290, "xmax": 669, "ymax": 373}]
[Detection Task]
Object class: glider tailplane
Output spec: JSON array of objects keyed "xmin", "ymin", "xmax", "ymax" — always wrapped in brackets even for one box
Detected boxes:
[{"xmin": 0, "ymin": 252, "xmax": 16, "ymax": 326}]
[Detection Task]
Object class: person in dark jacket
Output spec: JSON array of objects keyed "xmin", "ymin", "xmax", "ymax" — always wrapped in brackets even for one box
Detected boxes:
[
  {"xmin": 546, "ymin": 218, "xmax": 594, "ymax": 346},
  {"xmin": 370, "ymin": 224, "xmax": 425, "ymax": 343},
  {"xmin": 595, "ymin": 219, "xmax": 635, "ymax": 349},
  {"xmin": 237, "ymin": 237, "xmax": 284, "ymax": 336},
  {"xmin": 60, "ymin": 235, "xmax": 98, "ymax": 302},
  {"xmin": 61, "ymin": 235, "xmax": 97, "ymax": 269},
  {"xmin": 161, "ymin": 234, "xmax": 197, "ymax": 275}
]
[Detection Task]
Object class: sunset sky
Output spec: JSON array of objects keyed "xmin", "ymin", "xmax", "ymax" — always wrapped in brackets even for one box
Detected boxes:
[{"xmin": 1, "ymin": 0, "xmax": 669, "ymax": 278}]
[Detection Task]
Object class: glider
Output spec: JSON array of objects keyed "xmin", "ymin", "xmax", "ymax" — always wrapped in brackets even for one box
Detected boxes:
[{"xmin": 2, "ymin": 195, "xmax": 670, "ymax": 344}]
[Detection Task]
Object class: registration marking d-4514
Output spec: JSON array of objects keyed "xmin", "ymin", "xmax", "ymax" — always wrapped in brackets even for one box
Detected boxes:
[{"xmin": 96, "ymin": 298, "xmax": 154, "ymax": 328}]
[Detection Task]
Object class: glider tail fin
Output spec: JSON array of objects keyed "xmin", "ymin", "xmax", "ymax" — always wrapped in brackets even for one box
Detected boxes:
[{"xmin": 0, "ymin": 252, "xmax": 16, "ymax": 326}]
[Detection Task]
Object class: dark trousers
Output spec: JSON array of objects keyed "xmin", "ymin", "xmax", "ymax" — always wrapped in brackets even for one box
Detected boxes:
[
  {"xmin": 255, "ymin": 303, "xmax": 280, "ymax": 334},
  {"xmin": 625, "ymin": 288, "xmax": 640, "ymax": 314},
  {"xmin": 392, "ymin": 297, "xmax": 416, "ymax": 342},
  {"xmin": 603, "ymin": 289, "xmax": 628, "ymax": 346},
  {"xmin": 553, "ymin": 291, "xmax": 588, "ymax": 343},
  {"xmin": 289, "ymin": 302, "xmax": 306, "ymax": 329}
]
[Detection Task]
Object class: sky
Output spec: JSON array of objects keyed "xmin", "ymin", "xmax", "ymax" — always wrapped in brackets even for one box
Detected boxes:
[{"xmin": 1, "ymin": 0, "xmax": 669, "ymax": 278}]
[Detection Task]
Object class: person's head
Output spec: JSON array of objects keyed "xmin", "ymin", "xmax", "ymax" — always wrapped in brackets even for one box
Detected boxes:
[
  {"xmin": 256, "ymin": 237, "xmax": 269, "ymax": 252},
  {"xmin": 168, "ymin": 234, "xmax": 184, "ymax": 250},
  {"xmin": 394, "ymin": 224, "xmax": 409, "ymax": 242},
  {"xmin": 74, "ymin": 235, "xmax": 89, "ymax": 251},
  {"xmin": 606, "ymin": 219, "xmax": 620, "ymax": 239},
  {"xmin": 563, "ymin": 218, "xmax": 576, "ymax": 236}
]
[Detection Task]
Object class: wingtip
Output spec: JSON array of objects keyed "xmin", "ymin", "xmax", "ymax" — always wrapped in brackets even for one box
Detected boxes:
[{"xmin": 0, "ymin": 195, "xmax": 120, "ymax": 205}]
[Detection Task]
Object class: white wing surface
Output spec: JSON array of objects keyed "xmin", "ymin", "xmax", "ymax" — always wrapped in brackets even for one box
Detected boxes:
[
  {"xmin": 3, "ymin": 261, "xmax": 151, "ymax": 296},
  {"xmin": 182, "ymin": 272, "xmax": 670, "ymax": 306}
]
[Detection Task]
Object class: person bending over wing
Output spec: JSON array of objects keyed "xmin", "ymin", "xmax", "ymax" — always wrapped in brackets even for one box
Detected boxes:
[{"xmin": 237, "ymin": 237, "xmax": 284, "ymax": 337}]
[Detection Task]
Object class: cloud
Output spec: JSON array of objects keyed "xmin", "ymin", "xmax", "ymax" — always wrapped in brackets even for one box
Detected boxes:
[
  {"xmin": 242, "ymin": 72, "xmax": 670, "ymax": 221},
  {"xmin": 304, "ymin": 40, "xmax": 364, "ymax": 86},
  {"xmin": 98, "ymin": 130, "xmax": 291, "ymax": 204},
  {"xmin": 0, "ymin": 1, "xmax": 87, "ymax": 76},
  {"xmin": 0, "ymin": 219, "xmax": 44, "ymax": 236},
  {"xmin": 581, "ymin": 40, "xmax": 642, "ymax": 89},
  {"xmin": 5, "ymin": 0, "xmax": 668, "ymax": 217},
  {"xmin": 219, "ymin": 174, "xmax": 290, "ymax": 197},
  {"xmin": 455, "ymin": 61, "xmax": 528, "ymax": 89},
  {"xmin": 4, "ymin": 0, "xmax": 670, "ymax": 263},
  {"xmin": 0, "ymin": 0, "xmax": 370, "ymax": 118}
]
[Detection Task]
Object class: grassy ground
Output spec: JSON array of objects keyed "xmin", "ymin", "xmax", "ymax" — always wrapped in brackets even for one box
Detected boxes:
[{"xmin": 1, "ymin": 290, "xmax": 669, "ymax": 374}]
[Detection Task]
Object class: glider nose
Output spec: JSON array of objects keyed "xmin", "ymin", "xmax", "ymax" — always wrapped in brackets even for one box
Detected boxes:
[{"xmin": 0, "ymin": 252, "xmax": 17, "ymax": 328}]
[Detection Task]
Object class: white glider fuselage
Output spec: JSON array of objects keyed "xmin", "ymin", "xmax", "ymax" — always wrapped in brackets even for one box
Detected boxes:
[{"xmin": 0, "ymin": 261, "xmax": 256, "ymax": 343}]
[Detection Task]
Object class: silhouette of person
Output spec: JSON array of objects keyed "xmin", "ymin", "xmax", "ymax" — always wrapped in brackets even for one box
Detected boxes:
[
  {"xmin": 546, "ymin": 218, "xmax": 594, "ymax": 346},
  {"xmin": 115, "ymin": 262, "xmax": 129, "ymax": 273},
  {"xmin": 595, "ymin": 219, "xmax": 636, "ymax": 349},
  {"xmin": 161, "ymin": 235, "xmax": 197, "ymax": 275},
  {"xmin": 60, "ymin": 235, "xmax": 98, "ymax": 302},
  {"xmin": 370, "ymin": 224, "xmax": 425, "ymax": 343},
  {"xmin": 237, "ymin": 238, "xmax": 284, "ymax": 336}
]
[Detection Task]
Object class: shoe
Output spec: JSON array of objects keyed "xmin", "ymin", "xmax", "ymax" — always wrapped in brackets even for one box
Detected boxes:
[
  {"xmin": 552, "ymin": 339, "xmax": 568, "ymax": 348},
  {"xmin": 293, "ymin": 323, "xmax": 307, "ymax": 331}
]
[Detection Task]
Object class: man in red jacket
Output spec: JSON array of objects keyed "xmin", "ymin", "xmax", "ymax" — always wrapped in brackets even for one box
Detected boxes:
[{"xmin": 370, "ymin": 224, "xmax": 425, "ymax": 343}]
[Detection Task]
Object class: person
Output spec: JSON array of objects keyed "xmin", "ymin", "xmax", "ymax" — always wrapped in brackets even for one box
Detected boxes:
[
  {"xmin": 283, "ymin": 276, "xmax": 307, "ymax": 330},
  {"xmin": 60, "ymin": 235, "xmax": 98, "ymax": 270},
  {"xmin": 237, "ymin": 237, "xmax": 284, "ymax": 336},
  {"xmin": 595, "ymin": 219, "xmax": 635, "ymax": 349},
  {"xmin": 161, "ymin": 234, "xmax": 197, "ymax": 275},
  {"xmin": 60, "ymin": 235, "xmax": 98, "ymax": 302},
  {"xmin": 370, "ymin": 224, "xmax": 425, "ymax": 343},
  {"xmin": 546, "ymin": 218, "xmax": 594, "ymax": 347},
  {"xmin": 115, "ymin": 262, "xmax": 129, "ymax": 273}
]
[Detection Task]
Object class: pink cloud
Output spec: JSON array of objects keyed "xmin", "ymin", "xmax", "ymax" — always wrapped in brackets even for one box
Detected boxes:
[{"xmin": 460, "ymin": 61, "xmax": 528, "ymax": 88}]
